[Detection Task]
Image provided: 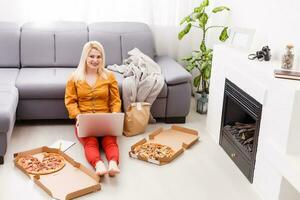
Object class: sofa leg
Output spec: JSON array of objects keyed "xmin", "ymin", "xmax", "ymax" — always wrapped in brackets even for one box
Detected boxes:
[
  {"xmin": 165, "ymin": 117, "xmax": 186, "ymax": 124},
  {"xmin": 0, "ymin": 156, "xmax": 3, "ymax": 165}
]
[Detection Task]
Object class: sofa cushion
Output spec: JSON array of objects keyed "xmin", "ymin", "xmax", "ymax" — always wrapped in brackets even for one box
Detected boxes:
[
  {"xmin": 21, "ymin": 31, "xmax": 55, "ymax": 67},
  {"xmin": 16, "ymin": 68, "xmax": 75, "ymax": 99},
  {"xmin": 0, "ymin": 68, "xmax": 19, "ymax": 85},
  {"xmin": 21, "ymin": 22, "xmax": 88, "ymax": 67},
  {"xmin": 89, "ymin": 22, "xmax": 150, "ymax": 33},
  {"xmin": 151, "ymin": 98, "xmax": 166, "ymax": 118},
  {"xmin": 89, "ymin": 22, "xmax": 155, "ymax": 65},
  {"xmin": 112, "ymin": 71, "xmax": 123, "ymax": 92},
  {"xmin": 17, "ymin": 99, "xmax": 68, "ymax": 120},
  {"xmin": 55, "ymin": 30, "xmax": 88, "ymax": 67},
  {"xmin": 166, "ymin": 83, "xmax": 191, "ymax": 117},
  {"xmin": 89, "ymin": 32, "xmax": 122, "ymax": 66},
  {"xmin": 0, "ymin": 22, "xmax": 20, "ymax": 68},
  {"xmin": 121, "ymin": 31, "xmax": 155, "ymax": 61},
  {"xmin": 159, "ymin": 82, "xmax": 167, "ymax": 98},
  {"xmin": 0, "ymin": 86, "xmax": 18, "ymax": 133},
  {"xmin": 155, "ymin": 56, "xmax": 192, "ymax": 85}
]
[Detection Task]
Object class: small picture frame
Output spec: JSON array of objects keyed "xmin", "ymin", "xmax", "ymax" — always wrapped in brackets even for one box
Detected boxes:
[{"xmin": 227, "ymin": 27, "xmax": 255, "ymax": 51}]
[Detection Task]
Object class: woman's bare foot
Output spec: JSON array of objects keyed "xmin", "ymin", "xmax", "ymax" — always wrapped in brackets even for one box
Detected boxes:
[
  {"xmin": 95, "ymin": 161, "xmax": 107, "ymax": 176},
  {"xmin": 108, "ymin": 160, "xmax": 120, "ymax": 176}
]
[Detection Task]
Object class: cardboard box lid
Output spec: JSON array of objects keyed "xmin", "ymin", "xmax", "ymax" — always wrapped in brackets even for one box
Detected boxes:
[
  {"xmin": 148, "ymin": 125, "xmax": 199, "ymax": 152},
  {"xmin": 35, "ymin": 163, "xmax": 99, "ymax": 200},
  {"xmin": 130, "ymin": 125, "xmax": 199, "ymax": 165},
  {"xmin": 14, "ymin": 147, "xmax": 100, "ymax": 200}
]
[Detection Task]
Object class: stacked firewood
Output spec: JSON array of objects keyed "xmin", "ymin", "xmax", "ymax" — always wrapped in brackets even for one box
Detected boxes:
[{"xmin": 223, "ymin": 122, "xmax": 256, "ymax": 153}]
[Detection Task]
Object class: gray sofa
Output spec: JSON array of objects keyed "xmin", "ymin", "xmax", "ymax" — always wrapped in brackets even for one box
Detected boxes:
[{"xmin": 0, "ymin": 21, "xmax": 192, "ymax": 164}]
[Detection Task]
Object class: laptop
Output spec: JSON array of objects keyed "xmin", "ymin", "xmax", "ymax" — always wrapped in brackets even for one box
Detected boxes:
[{"xmin": 77, "ymin": 113, "xmax": 125, "ymax": 137}]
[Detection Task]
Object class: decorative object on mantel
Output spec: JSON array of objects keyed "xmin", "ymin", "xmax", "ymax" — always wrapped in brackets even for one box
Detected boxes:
[
  {"xmin": 281, "ymin": 44, "xmax": 294, "ymax": 69},
  {"xmin": 178, "ymin": 0, "xmax": 230, "ymax": 114},
  {"xmin": 226, "ymin": 27, "xmax": 255, "ymax": 51},
  {"xmin": 248, "ymin": 46, "xmax": 271, "ymax": 61},
  {"xmin": 274, "ymin": 69, "xmax": 300, "ymax": 81}
]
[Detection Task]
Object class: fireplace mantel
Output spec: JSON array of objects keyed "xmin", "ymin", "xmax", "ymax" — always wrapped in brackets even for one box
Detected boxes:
[{"xmin": 207, "ymin": 45, "xmax": 300, "ymax": 200}]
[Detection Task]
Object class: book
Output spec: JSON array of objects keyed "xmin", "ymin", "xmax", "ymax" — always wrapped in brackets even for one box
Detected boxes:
[
  {"xmin": 49, "ymin": 139, "xmax": 76, "ymax": 152},
  {"xmin": 274, "ymin": 69, "xmax": 300, "ymax": 81}
]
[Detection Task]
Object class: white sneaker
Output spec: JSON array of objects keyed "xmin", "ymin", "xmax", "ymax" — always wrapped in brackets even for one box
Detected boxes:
[
  {"xmin": 95, "ymin": 161, "xmax": 107, "ymax": 176},
  {"xmin": 108, "ymin": 160, "xmax": 120, "ymax": 176}
]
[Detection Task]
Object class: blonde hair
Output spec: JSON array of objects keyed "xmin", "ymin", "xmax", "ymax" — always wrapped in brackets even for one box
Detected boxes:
[{"xmin": 73, "ymin": 41, "xmax": 108, "ymax": 81}]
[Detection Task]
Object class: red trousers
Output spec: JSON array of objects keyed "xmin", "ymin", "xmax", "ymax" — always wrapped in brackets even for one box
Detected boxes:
[{"xmin": 75, "ymin": 126, "xmax": 119, "ymax": 167}]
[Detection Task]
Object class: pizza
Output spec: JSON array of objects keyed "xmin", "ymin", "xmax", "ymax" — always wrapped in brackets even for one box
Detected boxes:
[
  {"xmin": 17, "ymin": 152, "xmax": 65, "ymax": 175},
  {"xmin": 132, "ymin": 143, "xmax": 174, "ymax": 161}
]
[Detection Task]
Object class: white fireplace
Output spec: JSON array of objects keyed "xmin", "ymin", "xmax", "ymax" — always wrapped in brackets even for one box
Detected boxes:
[{"xmin": 207, "ymin": 45, "xmax": 300, "ymax": 200}]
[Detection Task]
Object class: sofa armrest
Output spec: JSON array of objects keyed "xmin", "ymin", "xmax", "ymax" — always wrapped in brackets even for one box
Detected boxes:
[{"xmin": 155, "ymin": 56, "xmax": 192, "ymax": 85}]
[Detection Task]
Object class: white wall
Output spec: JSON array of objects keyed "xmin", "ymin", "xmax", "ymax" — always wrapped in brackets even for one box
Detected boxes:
[
  {"xmin": 0, "ymin": 0, "xmax": 202, "ymax": 61},
  {"xmin": 212, "ymin": 0, "xmax": 300, "ymax": 68},
  {"xmin": 1, "ymin": 0, "xmax": 300, "ymax": 67},
  {"xmin": 0, "ymin": 0, "xmax": 25, "ymax": 23}
]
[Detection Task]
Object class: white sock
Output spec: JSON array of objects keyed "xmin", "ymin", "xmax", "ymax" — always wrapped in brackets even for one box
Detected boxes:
[
  {"xmin": 95, "ymin": 161, "xmax": 107, "ymax": 176},
  {"xmin": 108, "ymin": 160, "xmax": 120, "ymax": 176}
]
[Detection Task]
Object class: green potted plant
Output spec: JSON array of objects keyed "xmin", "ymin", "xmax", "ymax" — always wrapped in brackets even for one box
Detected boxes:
[{"xmin": 178, "ymin": 0, "xmax": 230, "ymax": 114}]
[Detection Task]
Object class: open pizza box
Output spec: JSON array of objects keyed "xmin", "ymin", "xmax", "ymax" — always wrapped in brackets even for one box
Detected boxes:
[
  {"xmin": 13, "ymin": 146, "xmax": 100, "ymax": 200},
  {"xmin": 129, "ymin": 125, "xmax": 199, "ymax": 165}
]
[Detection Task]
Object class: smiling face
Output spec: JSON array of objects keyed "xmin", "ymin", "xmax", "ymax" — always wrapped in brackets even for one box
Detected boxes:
[{"xmin": 86, "ymin": 48, "xmax": 103, "ymax": 72}]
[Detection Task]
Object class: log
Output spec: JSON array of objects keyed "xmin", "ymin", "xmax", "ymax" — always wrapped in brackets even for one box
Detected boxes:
[
  {"xmin": 241, "ymin": 131, "xmax": 254, "ymax": 140},
  {"xmin": 243, "ymin": 137, "xmax": 254, "ymax": 145},
  {"xmin": 234, "ymin": 122, "xmax": 255, "ymax": 129}
]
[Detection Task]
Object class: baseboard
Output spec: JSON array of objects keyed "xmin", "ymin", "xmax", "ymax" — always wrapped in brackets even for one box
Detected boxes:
[
  {"xmin": 165, "ymin": 117, "xmax": 186, "ymax": 124},
  {"xmin": 16, "ymin": 119, "xmax": 75, "ymax": 125}
]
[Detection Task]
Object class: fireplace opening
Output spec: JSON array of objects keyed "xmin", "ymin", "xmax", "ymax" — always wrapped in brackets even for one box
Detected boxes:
[{"xmin": 220, "ymin": 79, "xmax": 262, "ymax": 183}]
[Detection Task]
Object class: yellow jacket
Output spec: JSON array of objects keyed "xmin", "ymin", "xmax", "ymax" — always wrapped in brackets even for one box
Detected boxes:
[{"xmin": 64, "ymin": 72, "xmax": 121, "ymax": 119}]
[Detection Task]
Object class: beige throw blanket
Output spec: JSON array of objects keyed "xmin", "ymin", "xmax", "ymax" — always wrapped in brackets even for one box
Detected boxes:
[{"xmin": 107, "ymin": 48, "xmax": 164, "ymax": 113}]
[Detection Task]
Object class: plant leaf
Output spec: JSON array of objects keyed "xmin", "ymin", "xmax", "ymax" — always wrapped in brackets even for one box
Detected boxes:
[
  {"xmin": 193, "ymin": 75, "xmax": 201, "ymax": 88},
  {"xmin": 200, "ymin": 61, "xmax": 211, "ymax": 76},
  {"xmin": 186, "ymin": 64, "xmax": 195, "ymax": 72},
  {"xmin": 180, "ymin": 15, "xmax": 192, "ymax": 25},
  {"xmin": 193, "ymin": 0, "xmax": 209, "ymax": 16},
  {"xmin": 199, "ymin": 13, "xmax": 208, "ymax": 28},
  {"xmin": 206, "ymin": 49, "xmax": 213, "ymax": 54},
  {"xmin": 200, "ymin": 0, "xmax": 209, "ymax": 7},
  {"xmin": 182, "ymin": 55, "xmax": 193, "ymax": 61},
  {"xmin": 194, "ymin": 51, "xmax": 202, "ymax": 59},
  {"xmin": 178, "ymin": 23, "xmax": 192, "ymax": 40},
  {"xmin": 190, "ymin": 56, "xmax": 197, "ymax": 63},
  {"xmin": 219, "ymin": 27, "xmax": 229, "ymax": 42},
  {"xmin": 200, "ymin": 41, "xmax": 207, "ymax": 52},
  {"xmin": 212, "ymin": 6, "xmax": 230, "ymax": 13},
  {"xmin": 200, "ymin": 61, "xmax": 207, "ymax": 70},
  {"xmin": 191, "ymin": 12, "xmax": 201, "ymax": 21},
  {"xmin": 194, "ymin": 6, "xmax": 204, "ymax": 13},
  {"xmin": 207, "ymin": 53, "xmax": 213, "ymax": 61},
  {"xmin": 203, "ymin": 49, "xmax": 213, "ymax": 56},
  {"xmin": 203, "ymin": 66, "xmax": 211, "ymax": 80}
]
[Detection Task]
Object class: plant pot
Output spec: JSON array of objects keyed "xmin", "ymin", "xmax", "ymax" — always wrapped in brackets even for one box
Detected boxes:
[{"xmin": 195, "ymin": 92, "xmax": 208, "ymax": 114}]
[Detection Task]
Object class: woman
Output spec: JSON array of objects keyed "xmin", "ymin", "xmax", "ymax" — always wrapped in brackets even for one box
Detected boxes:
[{"xmin": 65, "ymin": 41, "xmax": 121, "ymax": 176}]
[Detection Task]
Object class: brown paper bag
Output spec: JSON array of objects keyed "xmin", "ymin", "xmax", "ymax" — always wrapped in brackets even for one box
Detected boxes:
[{"xmin": 123, "ymin": 102, "xmax": 151, "ymax": 137}]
